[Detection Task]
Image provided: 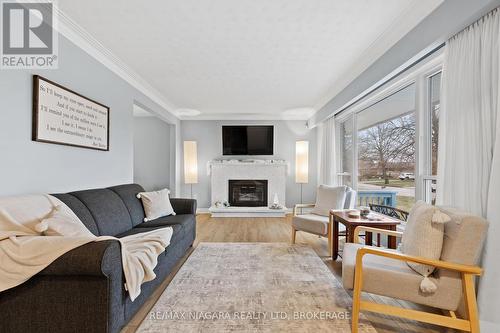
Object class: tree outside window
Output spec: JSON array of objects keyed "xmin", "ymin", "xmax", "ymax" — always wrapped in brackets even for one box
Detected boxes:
[{"xmin": 356, "ymin": 84, "xmax": 416, "ymax": 212}]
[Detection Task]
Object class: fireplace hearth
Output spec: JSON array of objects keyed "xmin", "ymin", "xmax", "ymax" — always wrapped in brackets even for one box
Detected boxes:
[{"xmin": 229, "ymin": 180, "xmax": 268, "ymax": 207}]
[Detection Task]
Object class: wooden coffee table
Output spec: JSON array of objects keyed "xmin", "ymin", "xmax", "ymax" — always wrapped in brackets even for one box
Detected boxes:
[{"xmin": 329, "ymin": 209, "xmax": 401, "ymax": 260}]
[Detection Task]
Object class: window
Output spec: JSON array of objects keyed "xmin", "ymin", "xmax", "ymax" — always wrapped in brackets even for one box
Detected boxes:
[
  {"xmin": 336, "ymin": 52, "xmax": 443, "ymax": 211},
  {"xmin": 339, "ymin": 117, "xmax": 354, "ymax": 187},
  {"xmin": 430, "ymin": 72, "xmax": 441, "ymax": 176},
  {"xmin": 357, "ymin": 84, "xmax": 416, "ymax": 211},
  {"xmin": 423, "ymin": 72, "xmax": 442, "ymax": 204}
]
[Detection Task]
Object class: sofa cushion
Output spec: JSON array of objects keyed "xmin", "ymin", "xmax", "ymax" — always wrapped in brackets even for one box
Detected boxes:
[
  {"xmin": 311, "ymin": 185, "xmax": 347, "ymax": 216},
  {"xmin": 117, "ymin": 224, "xmax": 181, "ymax": 238},
  {"xmin": 108, "ymin": 184, "xmax": 146, "ymax": 227},
  {"xmin": 69, "ymin": 189, "xmax": 133, "ymax": 236},
  {"xmin": 122, "ymin": 220, "xmax": 195, "ymax": 321},
  {"xmin": 117, "ymin": 223, "xmax": 192, "ymax": 256},
  {"xmin": 135, "ymin": 214, "xmax": 194, "ymax": 228},
  {"xmin": 342, "ymin": 243, "xmax": 462, "ymax": 311}
]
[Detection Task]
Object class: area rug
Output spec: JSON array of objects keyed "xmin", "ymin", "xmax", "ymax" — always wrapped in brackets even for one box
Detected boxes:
[{"xmin": 137, "ymin": 243, "xmax": 376, "ymax": 332}]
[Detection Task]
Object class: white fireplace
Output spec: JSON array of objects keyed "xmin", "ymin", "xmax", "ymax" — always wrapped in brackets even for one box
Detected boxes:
[{"xmin": 208, "ymin": 159, "xmax": 287, "ymax": 217}]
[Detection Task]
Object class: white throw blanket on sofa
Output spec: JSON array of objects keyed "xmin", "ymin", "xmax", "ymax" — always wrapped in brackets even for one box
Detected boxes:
[{"xmin": 0, "ymin": 194, "xmax": 173, "ymax": 301}]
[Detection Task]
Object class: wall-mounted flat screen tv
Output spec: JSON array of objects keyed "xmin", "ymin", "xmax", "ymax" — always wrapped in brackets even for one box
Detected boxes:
[{"xmin": 222, "ymin": 125, "xmax": 274, "ymax": 155}]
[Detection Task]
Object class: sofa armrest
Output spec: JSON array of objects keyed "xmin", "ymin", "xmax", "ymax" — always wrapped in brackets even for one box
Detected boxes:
[
  {"xmin": 39, "ymin": 240, "xmax": 122, "ymax": 277},
  {"xmin": 2, "ymin": 240, "xmax": 125, "ymax": 333},
  {"xmin": 170, "ymin": 198, "xmax": 197, "ymax": 215}
]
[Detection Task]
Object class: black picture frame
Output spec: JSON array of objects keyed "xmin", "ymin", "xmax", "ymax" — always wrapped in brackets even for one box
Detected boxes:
[{"xmin": 32, "ymin": 75, "xmax": 110, "ymax": 151}]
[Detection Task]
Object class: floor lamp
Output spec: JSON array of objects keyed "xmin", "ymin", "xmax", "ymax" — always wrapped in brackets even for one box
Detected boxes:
[
  {"xmin": 184, "ymin": 141, "xmax": 198, "ymax": 199},
  {"xmin": 295, "ymin": 141, "xmax": 309, "ymax": 206}
]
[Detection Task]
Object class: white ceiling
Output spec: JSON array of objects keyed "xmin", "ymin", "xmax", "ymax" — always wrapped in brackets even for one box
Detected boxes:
[{"xmin": 59, "ymin": 0, "xmax": 443, "ymax": 120}]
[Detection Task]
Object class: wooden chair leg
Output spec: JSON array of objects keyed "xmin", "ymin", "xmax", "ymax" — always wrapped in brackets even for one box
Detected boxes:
[
  {"xmin": 327, "ymin": 223, "xmax": 332, "ymax": 257},
  {"xmin": 351, "ymin": 289, "xmax": 360, "ymax": 332},
  {"xmin": 291, "ymin": 227, "xmax": 296, "ymax": 244},
  {"xmin": 351, "ymin": 255, "xmax": 363, "ymax": 333},
  {"xmin": 462, "ymin": 273, "xmax": 480, "ymax": 333}
]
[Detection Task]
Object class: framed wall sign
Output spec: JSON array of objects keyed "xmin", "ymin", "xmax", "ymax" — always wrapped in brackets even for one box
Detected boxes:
[{"xmin": 32, "ymin": 75, "xmax": 110, "ymax": 151}]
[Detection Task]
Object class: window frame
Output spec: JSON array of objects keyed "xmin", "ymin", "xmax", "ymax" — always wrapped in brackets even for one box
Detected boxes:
[
  {"xmin": 420, "ymin": 70, "xmax": 442, "ymax": 203},
  {"xmin": 336, "ymin": 51, "xmax": 443, "ymax": 205}
]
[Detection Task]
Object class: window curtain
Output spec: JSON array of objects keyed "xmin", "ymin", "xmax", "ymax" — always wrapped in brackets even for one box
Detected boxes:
[
  {"xmin": 318, "ymin": 117, "xmax": 338, "ymax": 186},
  {"xmin": 436, "ymin": 8, "xmax": 500, "ymax": 330}
]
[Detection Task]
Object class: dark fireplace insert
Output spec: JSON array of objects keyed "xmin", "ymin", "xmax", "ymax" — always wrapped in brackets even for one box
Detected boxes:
[{"xmin": 228, "ymin": 179, "xmax": 268, "ymax": 207}]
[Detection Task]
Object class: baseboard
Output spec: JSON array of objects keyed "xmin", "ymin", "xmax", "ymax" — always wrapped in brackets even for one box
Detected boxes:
[
  {"xmin": 196, "ymin": 207, "xmax": 293, "ymax": 216},
  {"xmin": 196, "ymin": 208, "xmax": 210, "ymax": 214}
]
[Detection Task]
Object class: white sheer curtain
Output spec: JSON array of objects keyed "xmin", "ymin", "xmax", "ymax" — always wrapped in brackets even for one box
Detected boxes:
[
  {"xmin": 318, "ymin": 117, "xmax": 338, "ymax": 186},
  {"xmin": 436, "ymin": 8, "xmax": 500, "ymax": 330}
]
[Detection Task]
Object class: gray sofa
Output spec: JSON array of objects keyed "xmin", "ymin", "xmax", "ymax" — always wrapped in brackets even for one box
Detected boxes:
[{"xmin": 0, "ymin": 184, "xmax": 196, "ymax": 333}]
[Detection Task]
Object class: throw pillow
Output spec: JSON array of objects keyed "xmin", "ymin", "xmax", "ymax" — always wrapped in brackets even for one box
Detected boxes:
[
  {"xmin": 136, "ymin": 189, "xmax": 176, "ymax": 222},
  {"xmin": 311, "ymin": 185, "xmax": 347, "ymax": 217},
  {"xmin": 401, "ymin": 200, "xmax": 450, "ymax": 293}
]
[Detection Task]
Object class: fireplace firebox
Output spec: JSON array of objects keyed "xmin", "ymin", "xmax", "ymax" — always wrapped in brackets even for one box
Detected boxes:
[{"xmin": 228, "ymin": 180, "xmax": 268, "ymax": 207}]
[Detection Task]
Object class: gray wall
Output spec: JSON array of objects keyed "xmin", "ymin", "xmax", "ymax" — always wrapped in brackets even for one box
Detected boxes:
[
  {"xmin": 133, "ymin": 116, "xmax": 171, "ymax": 191},
  {"xmin": 0, "ymin": 35, "xmax": 178, "ymax": 196},
  {"xmin": 181, "ymin": 120, "xmax": 318, "ymax": 208}
]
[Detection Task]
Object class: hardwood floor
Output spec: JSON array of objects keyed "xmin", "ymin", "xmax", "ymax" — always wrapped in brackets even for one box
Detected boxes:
[{"xmin": 123, "ymin": 214, "xmax": 450, "ymax": 333}]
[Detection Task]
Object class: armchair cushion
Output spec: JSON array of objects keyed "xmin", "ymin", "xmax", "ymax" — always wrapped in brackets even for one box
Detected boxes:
[
  {"xmin": 292, "ymin": 214, "xmax": 329, "ymax": 236},
  {"xmin": 311, "ymin": 185, "xmax": 347, "ymax": 216},
  {"xmin": 292, "ymin": 213, "xmax": 346, "ymax": 236},
  {"xmin": 342, "ymin": 243, "xmax": 462, "ymax": 311},
  {"xmin": 439, "ymin": 206, "xmax": 488, "ymax": 266}
]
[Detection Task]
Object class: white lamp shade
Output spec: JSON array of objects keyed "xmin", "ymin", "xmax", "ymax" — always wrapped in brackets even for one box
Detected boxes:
[
  {"xmin": 184, "ymin": 141, "xmax": 198, "ymax": 184},
  {"xmin": 295, "ymin": 141, "xmax": 309, "ymax": 183}
]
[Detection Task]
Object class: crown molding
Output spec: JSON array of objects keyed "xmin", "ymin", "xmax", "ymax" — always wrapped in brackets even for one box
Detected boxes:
[
  {"xmin": 51, "ymin": 5, "xmax": 180, "ymax": 121},
  {"xmin": 312, "ymin": 0, "xmax": 444, "ymax": 113},
  {"xmin": 180, "ymin": 112, "xmax": 312, "ymax": 121}
]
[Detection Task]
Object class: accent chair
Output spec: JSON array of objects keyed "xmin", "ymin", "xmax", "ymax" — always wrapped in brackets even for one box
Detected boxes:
[
  {"xmin": 342, "ymin": 206, "xmax": 488, "ymax": 333},
  {"xmin": 291, "ymin": 185, "xmax": 356, "ymax": 256}
]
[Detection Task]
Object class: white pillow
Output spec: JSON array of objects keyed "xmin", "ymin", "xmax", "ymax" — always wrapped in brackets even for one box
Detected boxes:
[
  {"xmin": 311, "ymin": 185, "xmax": 347, "ymax": 217},
  {"xmin": 136, "ymin": 189, "xmax": 176, "ymax": 222},
  {"xmin": 401, "ymin": 200, "xmax": 450, "ymax": 293}
]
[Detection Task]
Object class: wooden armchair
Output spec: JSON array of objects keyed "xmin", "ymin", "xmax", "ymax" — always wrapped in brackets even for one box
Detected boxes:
[
  {"xmin": 342, "ymin": 208, "xmax": 488, "ymax": 333},
  {"xmin": 291, "ymin": 186, "xmax": 356, "ymax": 256}
]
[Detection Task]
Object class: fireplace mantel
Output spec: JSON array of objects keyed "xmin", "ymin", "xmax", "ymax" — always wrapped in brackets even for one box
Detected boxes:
[{"xmin": 209, "ymin": 159, "xmax": 287, "ymax": 216}]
